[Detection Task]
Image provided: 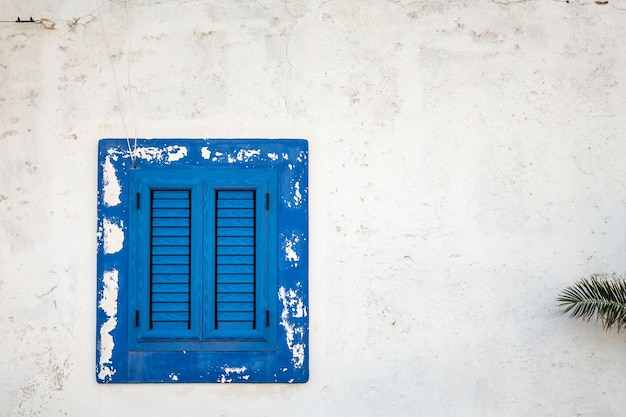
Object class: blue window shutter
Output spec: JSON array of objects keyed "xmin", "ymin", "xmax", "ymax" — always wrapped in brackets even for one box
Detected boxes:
[
  {"xmin": 205, "ymin": 171, "xmax": 276, "ymax": 343},
  {"xmin": 98, "ymin": 139, "xmax": 308, "ymax": 383},
  {"xmin": 129, "ymin": 174, "xmax": 203, "ymax": 346}
]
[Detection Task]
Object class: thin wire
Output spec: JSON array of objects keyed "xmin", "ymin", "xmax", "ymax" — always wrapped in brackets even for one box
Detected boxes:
[
  {"xmin": 0, "ymin": 17, "xmax": 35, "ymax": 23},
  {"xmin": 7, "ymin": 3, "xmax": 138, "ymax": 166},
  {"xmin": 95, "ymin": 0, "xmax": 137, "ymax": 169},
  {"xmin": 0, "ymin": 18, "xmax": 55, "ymax": 29},
  {"xmin": 125, "ymin": 0, "xmax": 138, "ymax": 169}
]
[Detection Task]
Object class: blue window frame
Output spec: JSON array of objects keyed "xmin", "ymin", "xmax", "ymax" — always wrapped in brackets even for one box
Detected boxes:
[{"xmin": 96, "ymin": 139, "xmax": 308, "ymax": 383}]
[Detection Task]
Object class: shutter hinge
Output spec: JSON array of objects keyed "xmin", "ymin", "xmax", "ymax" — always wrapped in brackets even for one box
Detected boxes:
[
  {"xmin": 265, "ymin": 193, "xmax": 269, "ymax": 210},
  {"xmin": 265, "ymin": 310, "xmax": 270, "ymax": 327},
  {"xmin": 135, "ymin": 310, "xmax": 139, "ymax": 327},
  {"xmin": 136, "ymin": 192, "xmax": 140, "ymax": 209}
]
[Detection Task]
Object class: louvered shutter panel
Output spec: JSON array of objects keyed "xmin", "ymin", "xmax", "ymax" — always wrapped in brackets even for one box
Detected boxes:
[
  {"xmin": 215, "ymin": 190, "xmax": 256, "ymax": 330},
  {"xmin": 150, "ymin": 190, "xmax": 191, "ymax": 330}
]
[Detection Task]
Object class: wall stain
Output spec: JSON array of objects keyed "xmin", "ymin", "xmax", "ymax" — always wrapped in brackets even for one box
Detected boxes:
[
  {"xmin": 1, "ymin": 130, "xmax": 18, "ymax": 140},
  {"xmin": 25, "ymin": 161, "xmax": 38, "ymax": 174}
]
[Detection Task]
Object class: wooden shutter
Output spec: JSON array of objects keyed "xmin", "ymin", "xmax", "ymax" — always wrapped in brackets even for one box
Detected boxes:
[
  {"xmin": 215, "ymin": 190, "xmax": 256, "ymax": 330},
  {"xmin": 150, "ymin": 190, "xmax": 192, "ymax": 330}
]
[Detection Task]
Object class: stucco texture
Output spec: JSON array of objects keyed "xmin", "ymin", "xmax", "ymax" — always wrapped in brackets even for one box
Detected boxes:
[{"xmin": 1, "ymin": 0, "xmax": 626, "ymax": 416}]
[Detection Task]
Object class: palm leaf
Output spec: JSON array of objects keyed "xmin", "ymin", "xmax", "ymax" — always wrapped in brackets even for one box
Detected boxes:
[{"xmin": 557, "ymin": 273, "xmax": 626, "ymax": 332}]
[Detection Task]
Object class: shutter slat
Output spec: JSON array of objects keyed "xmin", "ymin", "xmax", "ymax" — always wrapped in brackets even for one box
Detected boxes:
[
  {"xmin": 152, "ymin": 237, "xmax": 190, "ymax": 246},
  {"xmin": 217, "ymin": 264, "xmax": 254, "ymax": 274},
  {"xmin": 152, "ymin": 283, "xmax": 189, "ymax": 293},
  {"xmin": 216, "ymin": 274, "xmax": 254, "ymax": 284},
  {"xmin": 217, "ymin": 255, "xmax": 254, "ymax": 265},
  {"xmin": 152, "ymin": 321, "xmax": 190, "ymax": 330},
  {"xmin": 152, "ymin": 293, "xmax": 189, "ymax": 303},
  {"xmin": 152, "ymin": 255, "xmax": 189, "ymax": 265},
  {"xmin": 218, "ymin": 322, "xmax": 255, "ymax": 330},
  {"xmin": 217, "ymin": 302, "xmax": 254, "ymax": 311},
  {"xmin": 152, "ymin": 190, "xmax": 190, "ymax": 200},
  {"xmin": 217, "ymin": 199, "xmax": 254, "ymax": 209},
  {"xmin": 152, "ymin": 302, "xmax": 189, "ymax": 312},
  {"xmin": 152, "ymin": 217, "xmax": 190, "ymax": 227},
  {"xmin": 152, "ymin": 208, "xmax": 190, "ymax": 217},
  {"xmin": 152, "ymin": 245, "xmax": 190, "ymax": 255},
  {"xmin": 217, "ymin": 283, "xmax": 255, "ymax": 293},
  {"xmin": 151, "ymin": 199, "xmax": 188, "ymax": 208},
  {"xmin": 217, "ymin": 245, "xmax": 254, "ymax": 255},
  {"xmin": 152, "ymin": 312, "xmax": 189, "ymax": 322},
  {"xmin": 152, "ymin": 229, "xmax": 190, "ymax": 238},
  {"xmin": 217, "ymin": 312, "xmax": 255, "ymax": 321},
  {"xmin": 217, "ymin": 292, "xmax": 255, "ymax": 303},
  {"xmin": 152, "ymin": 274, "xmax": 189, "ymax": 284},
  {"xmin": 216, "ymin": 227, "xmax": 254, "ymax": 237},
  {"xmin": 215, "ymin": 189, "xmax": 256, "ymax": 331},
  {"xmin": 152, "ymin": 264, "xmax": 189, "ymax": 274},
  {"xmin": 218, "ymin": 191, "xmax": 254, "ymax": 200},
  {"xmin": 217, "ymin": 208, "xmax": 254, "ymax": 218},
  {"xmin": 217, "ymin": 237, "xmax": 254, "ymax": 246},
  {"xmin": 217, "ymin": 217, "xmax": 255, "ymax": 227}
]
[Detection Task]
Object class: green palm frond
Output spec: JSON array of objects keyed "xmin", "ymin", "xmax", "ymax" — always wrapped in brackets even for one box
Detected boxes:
[{"xmin": 557, "ymin": 274, "xmax": 626, "ymax": 332}]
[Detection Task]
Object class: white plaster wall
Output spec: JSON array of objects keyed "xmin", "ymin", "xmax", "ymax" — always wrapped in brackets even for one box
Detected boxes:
[{"xmin": 1, "ymin": 0, "xmax": 626, "ymax": 415}]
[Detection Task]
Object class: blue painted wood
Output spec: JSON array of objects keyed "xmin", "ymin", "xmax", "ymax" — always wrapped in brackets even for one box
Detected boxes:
[
  {"xmin": 215, "ymin": 274, "xmax": 254, "ymax": 283},
  {"xmin": 216, "ymin": 236, "xmax": 254, "ymax": 246},
  {"xmin": 217, "ymin": 245, "xmax": 254, "ymax": 255},
  {"xmin": 152, "ymin": 246, "xmax": 189, "ymax": 255},
  {"xmin": 97, "ymin": 138, "xmax": 308, "ymax": 383}
]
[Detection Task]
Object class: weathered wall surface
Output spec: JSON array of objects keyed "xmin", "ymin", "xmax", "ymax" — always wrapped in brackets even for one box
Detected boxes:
[{"xmin": 2, "ymin": 0, "xmax": 626, "ymax": 415}]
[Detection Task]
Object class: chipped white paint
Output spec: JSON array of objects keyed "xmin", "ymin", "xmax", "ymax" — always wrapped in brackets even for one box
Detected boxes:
[
  {"xmin": 201, "ymin": 147, "xmax": 212, "ymax": 160},
  {"xmin": 168, "ymin": 373, "xmax": 179, "ymax": 382},
  {"xmin": 283, "ymin": 234, "xmax": 301, "ymax": 267},
  {"xmin": 267, "ymin": 152, "xmax": 279, "ymax": 161},
  {"xmin": 293, "ymin": 182, "xmax": 302, "ymax": 207},
  {"xmin": 166, "ymin": 146, "xmax": 187, "ymax": 162},
  {"xmin": 284, "ymin": 181, "xmax": 305, "ymax": 209},
  {"xmin": 237, "ymin": 149, "xmax": 261, "ymax": 161},
  {"xmin": 280, "ymin": 286, "xmax": 307, "ymax": 319},
  {"xmin": 278, "ymin": 287, "xmax": 307, "ymax": 368},
  {"xmin": 98, "ymin": 269, "xmax": 119, "ymax": 382},
  {"xmin": 226, "ymin": 149, "xmax": 261, "ymax": 163},
  {"xmin": 134, "ymin": 145, "xmax": 188, "ymax": 163},
  {"xmin": 102, "ymin": 156, "xmax": 121, "ymax": 207},
  {"xmin": 218, "ymin": 366, "xmax": 248, "ymax": 383},
  {"xmin": 212, "ymin": 148, "xmax": 263, "ymax": 163},
  {"xmin": 211, "ymin": 151, "xmax": 223, "ymax": 162},
  {"xmin": 102, "ymin": 218, "xmax": 124, "ymax": 255},
  {"xmin": 99, "ymin": 270, "xmax": 118, "ymax": 322}
]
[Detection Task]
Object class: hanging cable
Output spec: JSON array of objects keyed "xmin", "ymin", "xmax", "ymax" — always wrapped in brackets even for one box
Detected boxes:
[{"xmin": 125, "ymin": 0, "xmax": 138, "ymax": 169}]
